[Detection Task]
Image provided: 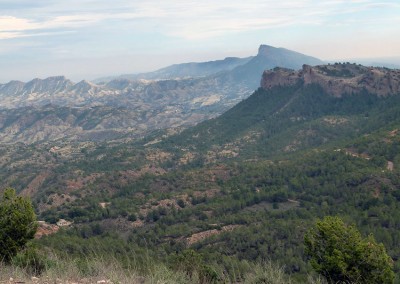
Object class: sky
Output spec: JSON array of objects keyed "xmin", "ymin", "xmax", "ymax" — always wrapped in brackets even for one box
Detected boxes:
[{"xmin": 1, "ymin": 0, "xmax": 400, "ymax": 82}]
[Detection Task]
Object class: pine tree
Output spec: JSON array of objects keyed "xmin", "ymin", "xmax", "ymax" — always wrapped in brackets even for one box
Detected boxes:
[{"xmin": 304, "ymin": 216, "xmax": 394, "ymax": 283}]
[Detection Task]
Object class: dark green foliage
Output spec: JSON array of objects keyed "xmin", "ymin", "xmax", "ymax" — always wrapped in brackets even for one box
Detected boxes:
[
  {"xmin": 0, "ymin": 188, "xmax": 37, "ymax": 262},
  {"xmin": 304, "ymin": 216, "xmax": 394, "ymax": 283},
  {"xmin": 128, "ymin": 213, "xmax": 137, "ymax": 221},
  {"xmin": 177, "ymin": 199, "xmax": 186, "ymax": 208},
  {"xmin": 35, "ymin": 145, "xmax": 400, "ymax": 279},
  {"xmin": 161, "ymin": 83, "xmax": 400, "ymax": 162}
]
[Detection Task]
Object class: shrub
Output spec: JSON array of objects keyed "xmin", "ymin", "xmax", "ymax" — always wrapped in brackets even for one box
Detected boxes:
[
  {"xmin": 12, "ymin": 244, "xmax": 49, "ymax": 275},
  {"xmin": 0, "ymin": 188, "xmax": 38, "ymax": 262},
  {"xmin": 304, "ymin": 216, "xmax": 394, "ymax": 283},
  {"xmin": 170, "ymin": 249, "xmax": 220, "ymax": 283}
]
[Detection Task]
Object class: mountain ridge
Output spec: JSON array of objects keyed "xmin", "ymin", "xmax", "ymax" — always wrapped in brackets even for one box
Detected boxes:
[
  {"xmin": 0, "ymin": 44, "xmax": 325, "ymax": 143},
  {"xmin": 158, "ymin": 63, "xmax": 400, "ymax": 161},
  {"xmin": 95, "ymin": 56, "xmax": 254, "ymax": 82},
  {"xmin": 261, "ymin": 63, "xmax": 400, "ymax": 97},
  {"xmin": 225, "ymin": 45, "xmax": 323, "ymax": 89}
]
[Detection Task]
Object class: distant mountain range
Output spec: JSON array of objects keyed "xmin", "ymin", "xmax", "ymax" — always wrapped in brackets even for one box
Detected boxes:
[
  {"xmin": 94, "ymin": 56, "xmax": 254, "ymax": 82},
  {"xmin": 0, "ymin": 45, "xmax": 324, "ymax": 143},
  {"xmin": 96, "ymin": 45, "xmax": 323, "ymax": 89},
  {"xmin": 220, "ymin": 45, "xmax": 323, "ymax": 89}
]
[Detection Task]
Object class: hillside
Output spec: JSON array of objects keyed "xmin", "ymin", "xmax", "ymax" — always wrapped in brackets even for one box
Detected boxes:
[{"xmin": 159, "ymin": 63, "xmax": 400, "ymax": 161}]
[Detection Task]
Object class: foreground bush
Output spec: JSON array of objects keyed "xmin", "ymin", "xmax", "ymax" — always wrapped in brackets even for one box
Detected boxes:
[
  {"xmin": 0, "ymin": 188, "xmax": 37, "ymax": 262},
  {"xmin": 304, "ymin": 216, "xmax": 394, "ymax": 284}
]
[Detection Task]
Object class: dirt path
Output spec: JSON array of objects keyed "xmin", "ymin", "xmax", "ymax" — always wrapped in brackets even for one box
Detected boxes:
[{"xmin": 186, "ymin": 225, "xmax": 241, "ymax": 246}]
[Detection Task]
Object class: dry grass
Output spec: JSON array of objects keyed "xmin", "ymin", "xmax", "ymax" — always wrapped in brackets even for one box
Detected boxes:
[
  {"xmin": 0, "ymin": 253, "xmax": 196, "ymax": 284},
  {"xmin": 0, "ymin": 255, "xmax": 326, "ymax": 284}
]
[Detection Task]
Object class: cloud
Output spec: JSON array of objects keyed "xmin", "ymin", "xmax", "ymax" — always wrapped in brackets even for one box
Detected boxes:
[
  {"xmin": 0, "ymin": 16, "xmax": 40, "ymax": 32},
  {"xmin": 1, "ymin": 0, "xmax": 399, "ymax": 62},
  {"xmin": 1, "ymin": 0, "xmax": 399, "ymax": 41}
]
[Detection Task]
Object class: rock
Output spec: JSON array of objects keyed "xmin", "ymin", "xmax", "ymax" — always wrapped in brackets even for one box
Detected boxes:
[
  {"xmin": 261, "ymin": 63, "xmax": 400, "ymax": 97},
  {"xmin": 35, "ymin": 221, "xmax": 60, "ymax": 239}
]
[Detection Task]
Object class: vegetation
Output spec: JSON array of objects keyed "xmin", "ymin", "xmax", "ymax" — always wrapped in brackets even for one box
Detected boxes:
[
  {"xmin": 305, "ymin": 216, "xmax": 394, "ymax": 283},
  {"xmin": 0, "ymin": 188, "xmax": 37, "ymax": 262},
  {"xmin": 2, "ymin": 78, "xmax": 400, "ymax": 281},
  {"xmin": 1, "ymin": 230, "xmax": 298, "ymax": 283}
]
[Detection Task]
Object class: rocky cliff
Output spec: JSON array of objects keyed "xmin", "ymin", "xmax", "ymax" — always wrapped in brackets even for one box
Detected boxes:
[{"xmin": 261, "ymin": 63, "xmax": 400, "ymax": 97}]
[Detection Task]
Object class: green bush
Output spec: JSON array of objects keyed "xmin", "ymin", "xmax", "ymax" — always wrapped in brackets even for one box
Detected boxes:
[
  {"xmin": 304, "ymin": 216, "xmax": 394, "ymax": 283},
  {"xmin": 170, "ymin": 249, "xmax": 220, "ymax": 283},
  {"xmin": 0, "ymin": 188, "xmax": 38, "ymax": 262}
]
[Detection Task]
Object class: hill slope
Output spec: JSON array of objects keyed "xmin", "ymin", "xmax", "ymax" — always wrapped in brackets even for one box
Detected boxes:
[{"xmin": 159, "ymin": 63, "xmax": 400, "ymax": 161}]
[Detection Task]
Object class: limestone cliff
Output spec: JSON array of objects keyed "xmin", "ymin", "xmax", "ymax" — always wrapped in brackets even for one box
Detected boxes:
[{"xmin": 261, "ymin": 63, "xmax": 400, "ymax": 97}]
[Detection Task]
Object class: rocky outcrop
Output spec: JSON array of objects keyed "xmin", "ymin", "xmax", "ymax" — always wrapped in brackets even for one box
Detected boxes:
[
  {"xmin": 261, "ymin": 63, "xmax": 400, "ymax": 97},
  {"xmin": 35, "ymin": 221, "xmax": 59, "ymax": 238},
  {"xmin": 260, "ymin": 67, "xmax": 302, "ymax": 89}
]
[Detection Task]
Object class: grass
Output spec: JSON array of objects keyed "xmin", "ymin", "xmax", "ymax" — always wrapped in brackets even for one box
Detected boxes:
[
  {"xmin": 0, "ymin": 256, "xmax": 196, "ymax": 283},
  {"xmin": 0, "ymin": 256, "xmax": 327, "ymax": 284},
  {"xmin": 0, "ymin": 243, "xmax": 325, "ymax": 284}
]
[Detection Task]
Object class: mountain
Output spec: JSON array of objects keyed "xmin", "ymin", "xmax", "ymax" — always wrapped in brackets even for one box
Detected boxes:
[
  {"xmin": 0, "ymin": 44, "xmax": 324, "ymax": 143},
  {"xmin": 222, "ymin": 44, "xmax": 324, "ymax": 89},
  {"xmin": 261, "ymin": 63, "xmax": 400, "ymax": 97},
  {"xmin": 96, "ymin": 56, "xmax": 254, "ymax": 82},
  {"xmin": 159, "ymin": 63, "xmax": 400, "ymax": 160},
  {"xmin": 98, "ymin": 45, "xmax": 324, "ymax": 90},
  {"xmin": 0, "ymin": 77, "xmax": 249, "ymax": 143}
]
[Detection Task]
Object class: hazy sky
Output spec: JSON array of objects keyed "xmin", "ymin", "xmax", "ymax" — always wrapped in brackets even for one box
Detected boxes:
[{"xmin": 1, "ymin": 0, "xmax": 400, "ymax": 82}]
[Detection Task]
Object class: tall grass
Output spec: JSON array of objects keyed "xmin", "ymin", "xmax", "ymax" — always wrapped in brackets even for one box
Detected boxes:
[
  {"xmin": 1, "ymin": 257, "xmax": 326, "ymax": 283},
  {"xmin": 0, "ymin": 254, "xmax": 194, "ymax": 283},
  {"xmin": 0, "ymin": 241, "xmax": 324, "ymax": 284}
]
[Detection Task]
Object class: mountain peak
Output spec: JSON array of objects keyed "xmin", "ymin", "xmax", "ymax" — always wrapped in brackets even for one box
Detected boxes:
[
  {"xmin": 227, "ymin": 44, "xmax": 324, "ymax": 89},
  {"xmin": 257, "ymin": 44, "xmax": 276, "ymax": 55},
  {"xmin": 22, "ymin": 76, "xmax": 73, "ymax": 94},
  {"xmin": 45, "ymin": 75, "xmax": 68, "ymax": 81},
  {"xmin": 76, "ymin": 79, "xmax": 96, "ymax": 86}
]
